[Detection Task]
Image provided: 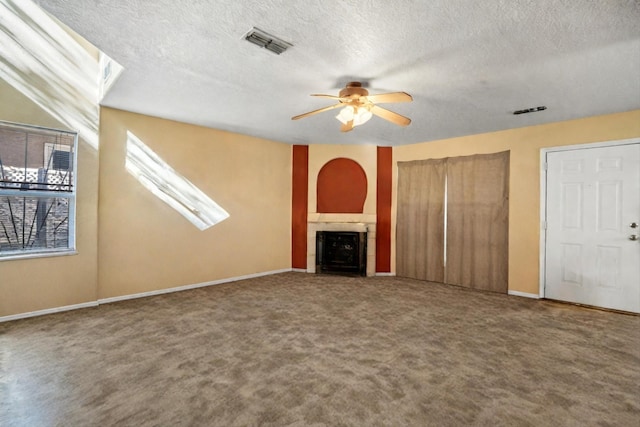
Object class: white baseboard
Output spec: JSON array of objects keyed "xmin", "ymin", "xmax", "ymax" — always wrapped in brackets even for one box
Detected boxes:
[
  {"xmin": 1, "ymin": 268, "xmax": 292, "ymax": 323},
  {"xmin": 0, "ymin": 301, "xmax": 98, "ymax": 323},
  {"xmin": 375, "ymin": 272, "xmax": 396, "ymax": 277},
  {"xmin": 508, "ymin": 290, "xmax": 540, "ymax": 299},
  {"xmin": 291, "ymin": 268, "xmax": 307, "ymax": 273},
  {"xmin": 98, "ymin": 268, "xmax": 292, "ymax": 305}
]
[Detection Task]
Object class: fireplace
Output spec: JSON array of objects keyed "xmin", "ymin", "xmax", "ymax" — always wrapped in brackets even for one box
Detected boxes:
[
  {"xmin": 316, "ymin": 231, "xmax": 367, "ymax": 276},
  {"xmin": 306, "ymin": 217, "xmax": 376, "ymax": 276}
]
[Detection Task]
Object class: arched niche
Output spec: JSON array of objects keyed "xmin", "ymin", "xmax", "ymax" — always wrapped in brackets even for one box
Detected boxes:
[{"xmin": 316, "ymin": 158, "xmax": 367, "ymax": 213}]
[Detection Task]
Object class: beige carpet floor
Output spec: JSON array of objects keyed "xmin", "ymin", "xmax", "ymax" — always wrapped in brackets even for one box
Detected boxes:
[{"xmin": 1, "ymin": 272, "xmax": 639, "ymax": 426}]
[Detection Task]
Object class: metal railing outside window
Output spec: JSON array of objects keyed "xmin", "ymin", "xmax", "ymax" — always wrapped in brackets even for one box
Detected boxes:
[{"xmin": 0, "ymin": 121, "xmax": 77, "ymax": 259}]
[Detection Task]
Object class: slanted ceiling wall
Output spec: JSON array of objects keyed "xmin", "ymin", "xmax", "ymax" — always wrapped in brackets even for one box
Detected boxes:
[{"xmin": 0, "ymin": 81, "xmax": 100, "ymax": 316}]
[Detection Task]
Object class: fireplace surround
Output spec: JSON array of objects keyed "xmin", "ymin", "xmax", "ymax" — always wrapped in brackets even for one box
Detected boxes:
[{"xmin": 306, "ymin": 214, "xmax": 376, "ymax": 276}]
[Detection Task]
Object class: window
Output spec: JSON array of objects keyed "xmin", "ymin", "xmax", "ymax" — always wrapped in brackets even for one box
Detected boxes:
[{"xmin": 0, "ymin": 121, "xmax": 77, "ymax": 258}]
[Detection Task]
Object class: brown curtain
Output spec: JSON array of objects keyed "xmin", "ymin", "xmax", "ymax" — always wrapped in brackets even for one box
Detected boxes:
[
  {"xmin": 445, "ymin": 151, "xmax": 509, "ymax": 292},
  {"xmin": 396, "ymin": 159, "xmax": 446, "ymax": 282}
]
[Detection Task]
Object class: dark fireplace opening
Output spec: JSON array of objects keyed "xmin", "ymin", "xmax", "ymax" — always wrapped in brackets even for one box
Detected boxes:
[{"xmin": 316, "ymin": 231, "xmax": 367, "ymax": 276}]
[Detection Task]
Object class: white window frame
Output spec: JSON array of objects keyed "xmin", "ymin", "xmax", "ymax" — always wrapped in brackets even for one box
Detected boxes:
[{"xmin": 0, "ymin": 121, "xmax": 78, "ymax": 260}]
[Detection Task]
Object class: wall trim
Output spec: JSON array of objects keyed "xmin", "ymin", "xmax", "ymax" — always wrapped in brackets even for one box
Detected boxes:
[
  {"xmin": 375, "ymin": 272, "xmax": 396, "ymax": 277},
  {"xmin": 1, "ymin": 269, "xmax": 292, "ymax": 323},
  {"xmin": 0, "ymin": 301, "xmax": 98, "ymax": 323},
  {"xmin": 291, "ymin": 268, "xmax": 307, "ymax": 273},
  {"xmin": 508, "ymin": 290, "xmax": 540, "ymax": 299}
]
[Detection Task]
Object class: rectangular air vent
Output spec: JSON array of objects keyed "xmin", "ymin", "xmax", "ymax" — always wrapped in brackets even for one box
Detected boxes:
[
  {"xmin": 513, "ymin": 106, "xmax": 547, "ymax": 115},
  {"xmin": 244, "ymin": 27, "xmax": 292, "ymax": 55}
]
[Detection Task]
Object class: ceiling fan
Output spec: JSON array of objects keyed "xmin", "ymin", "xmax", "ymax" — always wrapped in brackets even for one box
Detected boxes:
[{"xmin": 291, "ymin": 82, "xmax": 412, "ymax": 132}]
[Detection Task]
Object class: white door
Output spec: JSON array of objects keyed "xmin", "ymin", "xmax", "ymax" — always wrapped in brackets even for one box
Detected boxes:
[{"xmin": 544, "ymin": 143, "xmax": 640, "ymax": 313}]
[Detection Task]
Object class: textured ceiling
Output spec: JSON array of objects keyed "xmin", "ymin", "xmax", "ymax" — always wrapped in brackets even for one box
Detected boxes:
[{"xmin": 33, "ymin": 0, "xmax": 640, "ymax": 146}]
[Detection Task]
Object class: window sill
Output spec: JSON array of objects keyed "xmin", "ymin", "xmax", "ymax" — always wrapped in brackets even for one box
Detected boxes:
[{"xmin": 0, "ymin": 249, "xmax": 78, "ymax": 262}]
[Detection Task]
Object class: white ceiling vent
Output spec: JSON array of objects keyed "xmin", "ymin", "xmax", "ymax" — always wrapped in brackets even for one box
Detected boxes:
[{"xmin": 244, "ymin": 27, "xmax": 292, "ymax": 55}]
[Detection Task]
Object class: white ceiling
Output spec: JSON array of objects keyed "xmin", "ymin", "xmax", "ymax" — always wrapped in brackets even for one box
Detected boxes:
[{"xmin": 34, "ymin": 0, "xmax": 640, "ymax": 146}]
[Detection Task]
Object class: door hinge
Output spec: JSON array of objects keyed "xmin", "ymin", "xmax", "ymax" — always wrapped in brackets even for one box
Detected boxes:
[{"xmin": 542, "ymin": 221, "xmax": 547, "ymax": 230}]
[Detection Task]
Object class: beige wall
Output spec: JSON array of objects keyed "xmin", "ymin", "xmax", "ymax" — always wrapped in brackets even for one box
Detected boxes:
[
  {"xmin": 393, "ymin": 110, "xmax": 640, "ymax": 295},
  {"xmin": 3, "ymin": 72, "xmax": 638, "ymax": 317},
  {"xmin": 308, "ymin": 144, "xmax": 378, "ymax": 215},
  {"xmin": 98, "ymin": 108, "xmax": 291, "ymax": 299},
  {"xmin": 1, "ymin": 87, "xmax": 292, "ymax": 316},
  {"xmin": 0, "ymin": 81, "xmax": 100, "ymax": 317}
]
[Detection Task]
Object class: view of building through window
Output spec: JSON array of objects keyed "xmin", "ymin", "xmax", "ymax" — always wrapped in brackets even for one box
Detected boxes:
[{"xmin": 0, "ymin": 121, "xmax": 77, "ymax": 257}]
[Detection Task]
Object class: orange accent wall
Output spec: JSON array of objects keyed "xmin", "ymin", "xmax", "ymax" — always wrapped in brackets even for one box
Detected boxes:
[
  {"xmin": 291, "ymin": 145, "xmax": 309, "ymax": 269},
  {"xmin": 316, "ymin": 158, "xmax": 367, "ymax": 213},
  {"xmin": 376, "ymin": 147, "xmax": 392, "ymax": 272}
]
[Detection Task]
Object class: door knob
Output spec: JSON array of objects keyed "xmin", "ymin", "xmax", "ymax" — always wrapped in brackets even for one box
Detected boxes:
[
  {"xmin": 630, "ymin": 234, "xmax": 639, "ymax": 241},
  {"xmin": 631, "ymin": 222, "xmax": 639, "ymax": 228}
]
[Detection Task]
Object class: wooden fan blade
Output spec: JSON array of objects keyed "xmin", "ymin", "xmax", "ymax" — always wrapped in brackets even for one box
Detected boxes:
[
  {"xmin": 366, "ymin": 92, "xmax": 412, "ymax": 104},
  {"xmin": 291, "ymin": 103, "xmax": 344, "ymax": 120},
  {"xmin": 340, "ymin": 120, "xmax": 354, "ymax": 132},
  {"xmin": 371, "ymin": 105, "xmax": 411, "ymax": 126},
  {"xmin": 311, "ymin": 94, "xmax": 344, "ymax": 100}
]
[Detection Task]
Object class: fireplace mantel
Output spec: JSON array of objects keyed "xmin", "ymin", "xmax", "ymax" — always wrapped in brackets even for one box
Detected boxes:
[{"xmin": 307, "ymin": 213, "xmax": 376, "ymax": 276}]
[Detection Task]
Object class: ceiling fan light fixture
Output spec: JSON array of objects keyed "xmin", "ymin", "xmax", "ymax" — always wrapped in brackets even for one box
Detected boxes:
[
  {"xmin": 292, "ymin": 81, "xmax": 411, "ymax": 130},
  {"xmin": 335, "ymin": 106, "xmax": 354, "ymax": 124},
  {"xmin": 355, "ymin": 108, "xmax": 373, "ymax": 126},
  {"xmin": 336, "ymin": 105, "xmax": 372, "ymax": 126}
]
